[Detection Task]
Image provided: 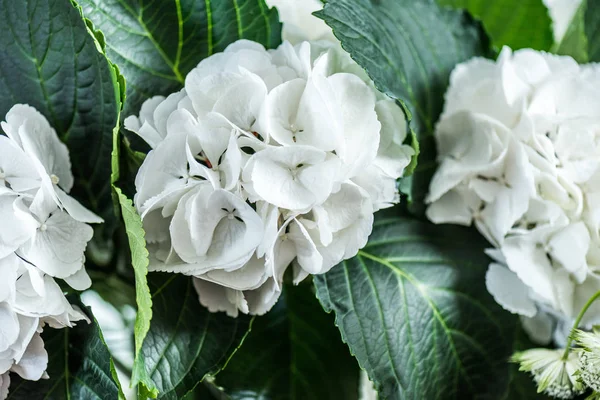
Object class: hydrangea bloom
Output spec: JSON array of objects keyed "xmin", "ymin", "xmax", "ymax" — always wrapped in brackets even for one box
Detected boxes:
[
  {"xmin": 126, "ymin": 40, "xmax": 414, "ymax": 317},
  {"xmin": 0, "ymin": 105, "xmax": 101, "ymax": 399},
  {"xmin": 511, "ymin": 348, "xmax": 584, "ymax": 398},
  {"xmin": 426, "ymin": 48, "xmax": 600, "ymax": 344}
]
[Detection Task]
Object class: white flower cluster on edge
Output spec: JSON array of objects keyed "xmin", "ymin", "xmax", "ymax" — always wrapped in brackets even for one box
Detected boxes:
[
  {"xmin": 426, "ymin": 47, "xmax": 600, "ymax": 345},
  {"xmin": 126, "ymin": 39, "xmax": 414, "ymax": 318},
  {"xmin": 0, "ymin": 105, "xmax": 102, "ymax": 399}
]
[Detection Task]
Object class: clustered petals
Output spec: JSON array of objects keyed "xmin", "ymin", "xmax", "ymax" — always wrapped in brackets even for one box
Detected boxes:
[
  {"xmin": 127, "ymin": 39, "xmax": 414, "ymax": 317},
  {"xmin": 427, "ymin": 48, "xmax": 600, "ymax": 344},
  {"xmin": 0, "ymin": 105, "xmax": 100, "ymax": 399}
]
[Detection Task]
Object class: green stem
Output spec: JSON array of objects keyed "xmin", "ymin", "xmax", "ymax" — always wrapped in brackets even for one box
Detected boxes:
[{"xmin": 562, "ymin": 290, "xmax": 600, "ymax": 360}]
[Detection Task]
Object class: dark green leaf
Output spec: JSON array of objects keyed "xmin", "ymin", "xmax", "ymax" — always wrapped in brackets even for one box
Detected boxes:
[
  {"xmin": 314, "ymin": 215, "xmax": 517, "ymax": 399},
  {"xmin": 500, "ymin": 326, "xmax": 550, "ymax": 400},
  {"xmin": 586, "ymin": 0, "xmax": 600, "ymax": 61},
  {"xmin": 554, "ymin": 0, "xmax": 588, "ymax": 62},
  {"xmin": 0, "ymin": 0, "xmax": 123, "ymax": 237},
  {"xmin": 216, "ymin": 282, "xmax": 360, "ymax": 400},
  {"xmin": 438, "ymin": 0, "xmax": 553, "ymax": 51},
  {"xmin": 78, "ymin": 0, "xmax": 282, "ymax": 116},
  {"xmin": 141, "ymin": 273, "xmax": 252, "ymax": 399},
  {"xmin": 8, "ymin": 298, "xmax": 124, "ymax": 399},
  {"xmin": 316, "ymin": 0, "xmax": 490, "ymax": 214}
]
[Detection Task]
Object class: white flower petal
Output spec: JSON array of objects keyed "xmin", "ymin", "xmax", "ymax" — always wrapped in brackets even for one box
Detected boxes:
[
  {"xmin": 245, "ymin": 145, "xmax": 339, "ymax": 211},
  {"xmin": 0, "ymin": 135, "xmax": 40, "ymax": 193},
  {"xmin": 520, "ymin": 312, "xmax": 554, "ymax": 345},
  {"xmin": 0, "ymin": 195, "xmax": 37, "ymax": 258},
  {"xmin": 0, "ymin": 372, "xmax": 9, "ymax": 400},
  {"xmin": 193, "ymin": 278, "xmax": 244, "ymax": 318},
  {"xmin": 21, "ymin": 210, "xmax": 93, "ymax": 279},
  {"xmin": 10, "ymin": 333, "xmax": 47, "ymax": 381},
  {"xmin": 548, "ymin": 223, "xmax": 590, "ymax": 283},
  {"xmin": 0, "ymin": 304, "xmax": 19, "ymax": 353},
  {"xmin": 56, "ymin": 188, "xmax": 103, "ymax": 224},
  {"xmin": 16, "ymin": 110, "xmax": 73, "ymax": 192},
  {"xmin": 63, "ymin": 268, "xmax": 92, "ymax": 291},
  {"xmin": 485, "ymin": 263, "xmax": 537, "ymax": 317}
]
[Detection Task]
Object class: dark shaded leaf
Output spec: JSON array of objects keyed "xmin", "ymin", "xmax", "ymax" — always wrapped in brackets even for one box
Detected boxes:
[{"xmin": 216, "ymin": 282, "xmax": 360, "ymax": 400}]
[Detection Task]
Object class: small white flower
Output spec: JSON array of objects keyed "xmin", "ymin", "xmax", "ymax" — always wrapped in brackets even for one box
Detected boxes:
[
  {"xmin": 575, "ymin": 329, "xmax": 600, "ymax": 391},
  {"xmin": 512, "ymin": 348, "xmax": 584, "ymax": 399}
]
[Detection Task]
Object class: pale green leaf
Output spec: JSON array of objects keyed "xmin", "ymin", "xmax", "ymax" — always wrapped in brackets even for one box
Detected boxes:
[{"xmin": 114, "ymin": 188, "xmax": 156, "ymax": 398}]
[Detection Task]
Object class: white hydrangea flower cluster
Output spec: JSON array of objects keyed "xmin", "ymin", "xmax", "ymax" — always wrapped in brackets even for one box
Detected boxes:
[
  {"xmin": 426, "ymin": 47, "xmax": 600, "ymax": 344},
  {"xmin": 0, "ymin": 105, "xmax": 102, "ymax": 399},
  {"xmin": 126, "ymin": 40, "xmax": 414, "ymax": 317}
]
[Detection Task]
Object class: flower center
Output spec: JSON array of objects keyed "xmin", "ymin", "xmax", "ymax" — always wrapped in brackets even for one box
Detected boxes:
[
  {"xmin": 40, "ymin": 223, "xmax": 47, "ymax": 232},
  {"xmin": 50, "ymin": 174, "xmax": 60, "ymax": 185}
]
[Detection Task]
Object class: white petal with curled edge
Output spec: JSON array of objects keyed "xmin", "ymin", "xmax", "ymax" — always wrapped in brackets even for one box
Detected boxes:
[
  {"xmin": 56, "ymin": 188, "xmax": 103, "ymax": 224},
  {"xmin": 1, "ymin": 105, "xmax": 43, "ymax": 147},
  {"xmin": 247, "ymin": 145, "xmax": 339, "ymax": 211},
  {"xmin": 0, "ymin": 135, "xmax": 40, "ymax": 194},
  {"xmin": 0, "ymin": 304, "xmax": 19, "ymax": 353},
  {"xmin": 288, "ymin": 219, "xmax": 323, "ymax": 276},
  {"xmin": 14, "ymin": 272, "xmax": 71, "ymax": 318},
  {"xmin": 199, "ymin": 254, "xmax": 268, "ymax": 291},
  {"xmin": 199, "ymin": 189, "xmax": 264, "ymax": 269},
  {"xmin": 374, "ymin": 99, "xmax": 414, "ymax": 178},
  {"xmin": 134, "ymin": 126, "xmax": 190, "ymax": 211},
  {"xmin": 193, "ymin": 112, "xmax": 233, "ymax": 169},
  {"xmin": 426, "ymin": 186, "xmax": 479, "ymax": 226},
  {"xmin": 212, "ymin": 71, "xmax": 268, "ymax": 131},
  {"xmin": 0, "ymin": 372, "xmax": 9, "ymax": 400},
  {"xmin": 63, "ymin": 268, "xmax": 92, "ymax": 291},
  {"xmin": 352, "ymin": 165, "xmax": 399, "ymax": 211},
  {"xmin": 485, "ymin": 263, "xmax": 537, "ymax": 317},
  {"xmin": 244, "ymin": 278, "xmax": 281, "ymax": 316},
  {"xmin": 502, "ymin": 235, "xmax": 557, "ymax": 306},
  {"xmin": 9, "ymin": 315, "xmax": 39, "ymax": 364},
  {"xmin": 0, "ymin": 195, "xmax": 37, "ymax": 259},
  {"xmin": 328, "ymin": 73, "xmax": 380, "ymax": 178},
  {"xmin": 520, "ymin": 312, "xmax": 554, "ymax": 345},
  {"xmin": 11, "ymin": 333, "xmax": 47, "ymax": 381},
  {"xmin": 169, "ymin": 189, "xmax": 208, "ymax": 264},
  {"xmin": 259, "ymin": 78, "xmax": 306, "ymax": 147},
  {"xmin": 219, "ymin": 133, "xmax": 243, "ymax": 191},
  {"xmin": 193, "ymin": 278, "xmax": 243, "ymax": 317},
  {"xmin": 153, "ymin": 90, "xmax": 188, "ymax": 141},
  {"xmin": 124, "ymin": 96, "xmax": 165, "ymax": 149},
  {"xmin": 547, "ymin": 222, "xmax": 590, "ymax": 284},
  {"xmin": 17, "ymin": 113, "xmax": 73, "ymax": 192},
  {"xmin": 21, "ymin": 210, "xmax": 93, "ymax": 279}
]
